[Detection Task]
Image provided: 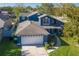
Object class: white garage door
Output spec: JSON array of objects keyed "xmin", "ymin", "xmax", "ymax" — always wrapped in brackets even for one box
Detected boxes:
[{"xmin": 21, "ymin": 35, "xmax": 43, "ymax": 45}]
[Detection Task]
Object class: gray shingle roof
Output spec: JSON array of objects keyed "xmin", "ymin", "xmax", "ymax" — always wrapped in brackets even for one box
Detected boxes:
[
  {"xmin": 15, "ymin": 20, "xmax": 49, "ymax": 36},
  {"xmin": 19, "ymin": 13, "xmax": 30, "ymax": 16},
  {"xmin": 0, "ymin": 19, "xmax": 4, "ymax": 29},
  {"xmin": 19, "ymin": 11, "xmax": 38, "ymax": 17}
]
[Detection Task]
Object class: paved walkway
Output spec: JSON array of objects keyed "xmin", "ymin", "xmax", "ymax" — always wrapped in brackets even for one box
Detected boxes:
[{"xmin": 21, "ymin": 45, "xmax": 48, "ymax": 56}]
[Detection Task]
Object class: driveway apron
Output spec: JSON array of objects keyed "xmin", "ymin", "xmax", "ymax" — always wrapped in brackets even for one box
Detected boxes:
[{"xmin": 21, "ymin": 45, "xmax": 48, "ymax": 56}]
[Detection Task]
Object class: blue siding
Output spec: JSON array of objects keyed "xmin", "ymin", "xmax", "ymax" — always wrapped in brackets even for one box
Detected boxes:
[
  {"xmin": 43, "ymin": 35, "xmax": 48, "ymax": 44},
  {"xmin": 54, "ymin": 19, "xmax": 64, "ymax": 27},
  {"xmin": 28, "ymin": 13, "xmax": 42, "ymax": 21},
  {"xmin": 3, "ymin": 31, "xmax": 12, "ymax": 37},
  {"xmin": 40, "ymin": 15, "xmax": 64, "ymax": 36},
  {"xmin": 3, "ymin": 25, "xmax": 15, "ymax": 37},
  {"xmin": 15, "ymin": 36, "xmax": 21, "ymax": 46},
  {"xmin": 46, "ymin": 29, "xmax": 62, "ymax": 36},
  {"xmin": 19, "ymin": 13, "xmax": 42, "ymax": 22},
  {"xmin": 19, "ymin": 16, "xmax": 27, "ymax": 22},
  {"xmin": 40, "ymin": 15, "xmax": 64, "ymax": 27}
]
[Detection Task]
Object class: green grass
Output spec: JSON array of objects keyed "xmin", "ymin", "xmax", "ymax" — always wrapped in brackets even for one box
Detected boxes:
[
  {"xmin": 0, "ymin": 39, "xmax": 21, "ymax": 56},
  {"xmin": 49, "ymin": 45, "xmax": 79, "ymax": 56},
  {"xmin": 49, "ymin": 37, "xmax": 79, "ymax": 56}
]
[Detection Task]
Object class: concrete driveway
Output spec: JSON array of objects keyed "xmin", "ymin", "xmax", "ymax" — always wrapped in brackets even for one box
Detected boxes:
[{"xmin": 21, "ymin": 45, "xmax": 48, "ymax": 56}]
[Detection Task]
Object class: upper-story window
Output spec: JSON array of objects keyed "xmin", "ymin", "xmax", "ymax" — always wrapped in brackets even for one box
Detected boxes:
[
  {"xmin": 42, "ymin": 17, "xmax": 50, "ymax": 25},
  {"xmin": 37, "ymin": 13, "xmax": 41, "ymax": 16},
  {"xmin": 20, "ymin": 16, "xmax": 27, "ymax": 22},
  {"xmin": 51, "ymin": 18, "xmax": 55, "ymax": 24}
]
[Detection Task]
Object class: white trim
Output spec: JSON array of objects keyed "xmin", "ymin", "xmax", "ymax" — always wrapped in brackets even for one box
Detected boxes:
[
  {"xmin": 39, "ymin": 17, "xmax": 41, "ymax": 26},
  {"xmin": 41, "ymin": 26, "xmax": 62, "ymax": 29},
  {"xmin": 27, "ymin": 11, "xmax": 38, "ymax": 17},
  {"xmin": 50, "ymin": 16, "xmax": 67, "ymax": 23},
  {"xmin": 38, "ymin": 14, "xmax": 47, "ymax": 19},
  {"xmin": 38, "ymin": 14, "xmax": 67, "ymax": 23},
  {"xmin": 38, "ymin": 14, "xmax": 50, "ymax": 26},
  {"xmin": 15, "ymin": 20, "xmax": 31, "ymax": 35}
]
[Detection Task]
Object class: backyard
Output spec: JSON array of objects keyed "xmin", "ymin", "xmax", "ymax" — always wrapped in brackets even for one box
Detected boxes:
[{"xmin": 0, "ymin": 39, "xmax": 21, "ymax": 56}]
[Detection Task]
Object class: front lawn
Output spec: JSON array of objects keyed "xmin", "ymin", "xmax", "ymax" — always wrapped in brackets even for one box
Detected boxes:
[
  {"xmin": 49, "ymin": 45, "xmax": 79, "ymax": 56},
  {"xmin": 0, "ymin": 39, "xmax": 21, "ymax": 56},
  {"xmin": 48, "ymin": 37, "xmax": 79, "ymax": 56}
]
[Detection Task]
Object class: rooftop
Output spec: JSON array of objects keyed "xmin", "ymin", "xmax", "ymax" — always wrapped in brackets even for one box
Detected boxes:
[
  {"xmin": 0, "ymin": 19, "xmax": 5, "ymax": 28},
  {"xmin": 15, "ymin": 20, "xmax": 49, "ymax": 36}
]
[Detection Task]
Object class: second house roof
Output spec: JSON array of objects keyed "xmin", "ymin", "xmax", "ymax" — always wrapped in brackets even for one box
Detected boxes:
[{"xmin": 0, "ymin": 19, "xmax": 5, "ymax": 29}]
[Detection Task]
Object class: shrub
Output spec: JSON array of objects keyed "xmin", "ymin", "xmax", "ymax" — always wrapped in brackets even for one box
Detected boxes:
[{"xmin": 45, "ymin": 43, "xmax": 49, "ymax": 50}]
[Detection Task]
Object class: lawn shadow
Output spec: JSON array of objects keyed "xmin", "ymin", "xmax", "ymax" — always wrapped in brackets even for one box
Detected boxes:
[
  {"xmin": 60, "ymin": 38, "xmax": 69, "ymax": 46},
  {"xmin": 21, "ymin": 50, "xmax": 30, "ymax": 56},
  {"xmin": 0, "ymin": 39, "xmax": 21, "ymax": 56}
]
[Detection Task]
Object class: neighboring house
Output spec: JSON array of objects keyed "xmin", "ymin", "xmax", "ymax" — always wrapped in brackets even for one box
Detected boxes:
[
  {"xmin": 0, "ymin": 10, "xmax": 16, "ymax": 20},
  {"xmin": 0, "ymin": 19, "xmax": 4, "ymax": 42},
  {"xmin": 15, "ymin": 21, "xmax": 49, "ymax": 45},
  {"xmin": 3, "ymin": 19, "xmax": 14, "ymax": 37},
  {"xmin": 0, "ymin": 11, "xmax": 16, "ymax": 37},
  {"xmin": 0, "ymin": 13, "xmax": 10, "ymax": 21}
]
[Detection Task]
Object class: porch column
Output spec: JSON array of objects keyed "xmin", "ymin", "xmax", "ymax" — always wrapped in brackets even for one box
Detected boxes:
[
  {"xmin": 15, "ymin": 36, "xmax": 21, "ymax": 46},
  {"xmin": 43, "ymin": 35, "xmax": 48, "ymax": 44}
]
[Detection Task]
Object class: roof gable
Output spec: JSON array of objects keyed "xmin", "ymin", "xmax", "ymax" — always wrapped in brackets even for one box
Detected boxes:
[
  {"xmin": 15, "ymin": 20, "xmax": 49, "ymax": 36},
  {"xmin": 19, "ymin": 11, "xmax": 38, "ymax": 17},
  {"xmin": 50, "ymin": 16, "xmax": 67, "ymax": 23},
  {"xmin": 27, "ymin": 11, "xmax": 38, "ymax": 17},
  {"xmin": 38, "ymin": 14, "xmax": 67, "ymax": 23}
]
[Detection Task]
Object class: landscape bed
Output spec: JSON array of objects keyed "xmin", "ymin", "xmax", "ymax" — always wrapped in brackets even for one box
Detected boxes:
[{"xmin": 0, "ymin": 39, "xmax": 21, "ymax": 56}]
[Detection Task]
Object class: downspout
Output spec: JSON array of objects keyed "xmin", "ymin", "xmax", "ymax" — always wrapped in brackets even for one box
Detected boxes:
[{"xmin": 55, "ymin": 35, "xmax": 61, "ymax": 47}]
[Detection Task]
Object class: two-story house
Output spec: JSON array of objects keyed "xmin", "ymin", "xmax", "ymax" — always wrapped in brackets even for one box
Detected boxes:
[{"xmin": 15, "ymin": 11, "xmax": 66, "ymax": 45}]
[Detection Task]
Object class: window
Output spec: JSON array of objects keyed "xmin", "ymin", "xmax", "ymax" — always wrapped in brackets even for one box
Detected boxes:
[
  {"xmin": 20, "ymin": 16, "xmax": 26, "ymax": 22},
  {"xmin": 51, "ymin": 18, "xmax": 55, "ymax": 24},
  {"xmin": 42, "ymin": 17, "xmax": 50, "ymax": 25},
  {"xmin": 21, "ymin": 16, "xmax": 26, "ymax": 20},
  {"xmin": 37, "ymin": 13, "xmax": 41, "ymax": 16},
  {"xmin": 51, "ymin": 29, "xmax": 54, "ymax": 34},
  {"xmin": 4, "ymin": 27, "xmax": 9, "ymax": 31}
]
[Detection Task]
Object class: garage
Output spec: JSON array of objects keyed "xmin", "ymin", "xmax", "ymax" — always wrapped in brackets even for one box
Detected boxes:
[{"xmin": 21, "ymin": 35, "xmax": 43, "ymax": 45}]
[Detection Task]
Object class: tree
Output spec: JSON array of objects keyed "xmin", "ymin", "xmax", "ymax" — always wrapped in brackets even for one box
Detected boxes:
[
  {"xmin": 36, "ymin": 3, "xmax": 54, "ymax": 15},
  {"xmin": 62, "ymin": 5, "xmax": 79, "ymax": 44},
  {"xmin": 0, "ymin": 6, "xmax": 13, "ymax": 11}
]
